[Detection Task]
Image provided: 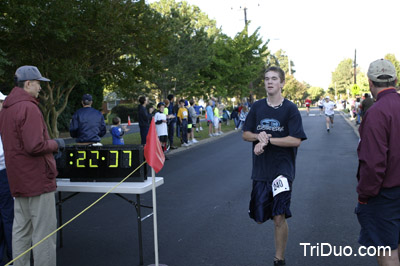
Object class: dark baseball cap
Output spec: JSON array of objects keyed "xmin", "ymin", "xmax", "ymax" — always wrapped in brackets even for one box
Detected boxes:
[
  {"xmin": 15, "ymin": 66, "xmax": 50, "ymax": 82},
  {"xmin": 82, "ymin": 94, "xmax": 93, "ymax": 101}
]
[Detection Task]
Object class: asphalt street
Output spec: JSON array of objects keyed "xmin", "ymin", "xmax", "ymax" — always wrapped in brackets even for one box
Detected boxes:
[{"xmin": 56, "ymin": 108, "xmax": 376, "ymax": 266}]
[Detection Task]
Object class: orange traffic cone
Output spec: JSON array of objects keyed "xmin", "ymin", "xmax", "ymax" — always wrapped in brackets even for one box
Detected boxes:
[{"xmin": 128, "ymin": 115, "xmax": 131, "ymax": 126}]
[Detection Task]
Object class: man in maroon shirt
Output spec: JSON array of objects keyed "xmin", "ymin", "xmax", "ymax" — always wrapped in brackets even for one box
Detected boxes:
[{"xmin": 356, "ymin": 59, "xmax": 400, "ymax": 266}]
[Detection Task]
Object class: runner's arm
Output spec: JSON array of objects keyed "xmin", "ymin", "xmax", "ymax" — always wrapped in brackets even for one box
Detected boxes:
[
  {"xmin": 242, "ymin": 131, "xmax": 270, "ymax": 143},
  {"xmin": 270, "ymin": 136, "xmax": 301, "ymax": 147}
]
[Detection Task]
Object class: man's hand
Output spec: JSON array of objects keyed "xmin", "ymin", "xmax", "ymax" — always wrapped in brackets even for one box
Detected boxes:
[
  {"xmin": 257, "ymin": 131, "xmax": 269, "ymax": 143},
  {"xmin": 254, "ymin": 142, "xmax": 267, "ymax": 155}
]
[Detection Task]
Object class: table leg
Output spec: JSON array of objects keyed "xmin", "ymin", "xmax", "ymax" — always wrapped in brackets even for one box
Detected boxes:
[
  {"xmin": 58, "ymin": 191, "xmax": 63, "ymax": 248},
  {"xmin": 136, "ymin": 194, "xmax": 144, "ymax": 266}
]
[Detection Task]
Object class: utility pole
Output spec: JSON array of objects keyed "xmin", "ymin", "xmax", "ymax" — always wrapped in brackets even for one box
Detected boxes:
[
  {"xmin": 354, "ymin": 49, "xmax": 357, "ymax": 84},
  {"xmin": 243, "ymin": 7, "xmax": 248, "ymax": 28}
]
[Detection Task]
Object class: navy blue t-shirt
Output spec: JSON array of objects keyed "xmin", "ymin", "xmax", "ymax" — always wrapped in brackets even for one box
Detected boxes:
[{"xmin": 243, "ymin": 98, "xmax": 307, "ymax": 183}]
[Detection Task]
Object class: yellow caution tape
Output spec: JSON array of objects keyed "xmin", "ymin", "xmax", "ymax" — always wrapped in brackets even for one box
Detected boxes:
[{"xmin": 5, "ymin": 160, "xmax": 147, "ymax": 266}]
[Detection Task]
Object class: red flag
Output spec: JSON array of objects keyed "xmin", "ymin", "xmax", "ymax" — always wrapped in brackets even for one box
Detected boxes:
[{"xmin": 144, "ymin": 117, "xmax": 165, "ymax": 173}]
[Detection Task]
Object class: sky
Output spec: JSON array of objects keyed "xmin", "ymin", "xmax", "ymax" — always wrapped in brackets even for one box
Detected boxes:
[{"xmin": 148, "ymin": 0, "xmax": 400, "ymax": 89}]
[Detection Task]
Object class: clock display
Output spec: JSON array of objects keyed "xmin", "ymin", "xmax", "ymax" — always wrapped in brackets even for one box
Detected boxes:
[{"xmin": 56, "ymin": 145, "xmax": 147, "ymax": 182}]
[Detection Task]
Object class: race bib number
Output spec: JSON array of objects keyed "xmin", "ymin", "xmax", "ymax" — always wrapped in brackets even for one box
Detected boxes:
[{"xmin": 272, "ymin": 175, "xmax": 290, "ymax": 197}]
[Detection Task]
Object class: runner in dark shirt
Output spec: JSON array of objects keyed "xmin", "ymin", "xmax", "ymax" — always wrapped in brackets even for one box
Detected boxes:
[{"xmin": 243, "ymin": 66, "xmax": 307, "ymax": 266}]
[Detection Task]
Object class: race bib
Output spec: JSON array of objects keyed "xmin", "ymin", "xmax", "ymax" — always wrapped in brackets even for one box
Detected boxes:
[{"xmin": 272, "ymin": 175, "xmax": 290, "ymax": 197}]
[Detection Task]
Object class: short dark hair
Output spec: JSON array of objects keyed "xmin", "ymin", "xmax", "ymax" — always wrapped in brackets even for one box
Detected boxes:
[
  {"xmin": 112, "ymin": 116, "xmax": 121, "ymax": 125},
  {"xmin": 139, "ymin": 96, "xmax": 146, "ymax": 105},
  {"xmin": 371, "ymin": 75, "xmax": 397, "ymax": 88},
  {"xmin": 167, "ymin": 94, "xmax": 174, "ymax": 101},
  {"xmin": 15, "ymin": 75, "xmax": 26, "ymax": 88},
  {"xmin": 17, "ymin": 81, "xmax": 26, "ymax": 88},
  {"xmin": 189, "ymin": 99, "xmax": 194, "ymax": 106},
  {"xmin": 179, "ymin": 99, "xmax": 185, "ymax": 104},
  {"xmin": 265, "ymin": 66, "xmax": 285, "ymax": 82},
  {"xmin": 364, "ymin": 93, "xmax": 370, "ymax": 98}
]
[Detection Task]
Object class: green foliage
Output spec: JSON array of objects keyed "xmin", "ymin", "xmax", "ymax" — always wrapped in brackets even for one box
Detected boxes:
[
  {"xmin": 384, "ymin": 54, "xmax": 400, "ymax": 87},
  {"xmin": 111, "ymin": 105, "xmax": 138, "ymax": 124},
  {"xmin": 282, "ymin": 75, "xmax": 307, "ymax": 101},
  {"xmin": 274, "ymin": 50, "xmax": 295, "ymax": 75},
  {"xmin": 148, "ymin": 0, "xmax": 217, "ymax": 100},
  {"xmin": 0, "ymin": 0, "xmax": 166, "ymax": 137},
  {"xmin": 331, "ymin": 58, "xmax": 354, "ymax": 96},
  {"xmin": 203, "ymin": 27, "xmax": 269, "ymax": 101},
  {"xmin": 307, "ymin": 86, "xmax": 325, "ymax": 102},
  {"xmin": 354, "ymin": 72, "xmax": 369, "ymax": 96}
]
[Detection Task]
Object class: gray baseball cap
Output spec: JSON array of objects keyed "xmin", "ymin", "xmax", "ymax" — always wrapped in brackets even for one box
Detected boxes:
[
  {"xmin": 15, "ymin": 66, "xmax": 50, "ymax": 82},
  {"xmin": 367, "ymin": 59, "xmax": 397, "ymax": 83}
]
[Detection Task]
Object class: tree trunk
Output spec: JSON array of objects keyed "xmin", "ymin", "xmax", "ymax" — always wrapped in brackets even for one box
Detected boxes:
[{"xmin": 40, "ymin": 83, "xmax": 75, "ymax": 138}]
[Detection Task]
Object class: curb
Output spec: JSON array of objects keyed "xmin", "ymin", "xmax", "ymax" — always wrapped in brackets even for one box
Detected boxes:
[{"xmin": 340, "ymin": 111, "xmax": 360, "ymax": 138}]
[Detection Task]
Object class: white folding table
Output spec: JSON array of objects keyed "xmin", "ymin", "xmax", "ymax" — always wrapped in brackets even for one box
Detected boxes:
[{"xmin": 56, "ymin": 177, "xmax": 164, "ymax": 265}]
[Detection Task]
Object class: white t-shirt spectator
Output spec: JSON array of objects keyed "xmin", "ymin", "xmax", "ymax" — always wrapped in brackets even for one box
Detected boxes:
[{"xmin": 154, "ymin": 112, "xmax": 168, "ymax": 137}]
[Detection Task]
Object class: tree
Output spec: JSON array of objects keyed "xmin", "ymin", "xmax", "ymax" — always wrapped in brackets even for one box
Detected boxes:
[
  {"xmin": 307, "ymin": 86, "xmax": 325, "ymax": 102},
  {"xmin": 202, "ymin": 25, "xmax": 269, "ymax": 103},
  {"xmin": 149, "ymin": 0, "xmax": 217, "ymax": 100},
  {"xmin": 331, "ymin": 58, "xmax": 354, "ymax": 96},
  {"xmin": 0, "ymin": 0, "xmax": 167, "ymax": 137},
  {"xmin": 282, "ymin": 75, "xmax": 307, "ymax": 102},
  {"xmin": 274, "ymin": 50, "xmax": 295, "ymax": 75},
  {"xmin": 385, "ymin": 54, "xmax": 400, "ymax": 87},
  {"xmin": 356, "ymin": 72, "xmax": 369, "ymax": 96}
]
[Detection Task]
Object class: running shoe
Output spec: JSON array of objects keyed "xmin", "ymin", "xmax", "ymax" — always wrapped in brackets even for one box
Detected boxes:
[{"xmin": 274, "ymin": 259, "xmax": 286, "ymax": 265}]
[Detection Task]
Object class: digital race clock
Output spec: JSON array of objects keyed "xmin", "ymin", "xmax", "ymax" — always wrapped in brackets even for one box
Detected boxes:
[{"xmin": 56, "ymin": 145, "xmax": 147, "ymax": 182}]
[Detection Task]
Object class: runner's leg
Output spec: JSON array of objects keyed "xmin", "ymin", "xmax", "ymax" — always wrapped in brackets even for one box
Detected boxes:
[
  {"xmin": 273, "ymin": 214, "xmax": 288, "ymax": 261},
  {"xmin": 377, "ymin": 248, "xmax": 399, "ymax": 266}
]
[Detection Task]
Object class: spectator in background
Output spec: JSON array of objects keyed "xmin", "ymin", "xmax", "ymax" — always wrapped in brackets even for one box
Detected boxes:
[
  {"xmin": 70, "ymin": 94, "xmax": 106, "ymax": 145},
  {"xmin": 167, "ymin": 94, "xmax": 177, "ymax": 149},
  {"xmin": 155, "ymin": 102, "xmax": 169, "ymax": 153},
  {"xmin": 0, "ymin": 91, "xmax": 13, "ymax": 266},
  {"xmin": 177, "ymin": 99, "xmax": 190, "ymax": 147},
  {"xmin": 188, "ymin": 100, "xmax": 198, "ymax": 144},
  {"xmin": 174, "ymin": 98, "xmax": 181, "ymax": 139},
  {"xmin": 355, "ymin": 97, "xmax": 362, "ymax": 125},
  {"xmin": 163, "ymin": 99, "xmax": 170, "ymax": 116},
  {"xmin": 110, "ymin": 116, "xmax": 129, "ymax": 145},
  {"xmin": 360, "ymin": 93, "xmax": 374, "ymax": 120},
  {"xmin": 231, "ymin": 107, "xmax": 239, "ymax": 130},
  {"xmin": 194, "ymin": 102, "xmax": 203, "ymax": 132},
  {"xmin": 206, "ymin": 100, "xmax": 214, "ymax": 137},
  {"xmin": 138, "ymin": 96, "xmax": 154, "ymax": 145},
  {"xmin": 238, "ymin": 105, "xmax": 249, "ymax": 130},
  {"xmin": 213, "ymin": 103, "xmax": 221, "ymax": 135},
  {"xmin": 0, "ymin": 65, "xmax": 64, "ymax": 266}
]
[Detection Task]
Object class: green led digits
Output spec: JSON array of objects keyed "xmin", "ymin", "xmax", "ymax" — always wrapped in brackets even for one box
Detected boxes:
[
  {"xmin": 89, "ymin": 151, "xmax": 99, "ymax": 168},
  {"xmin": 109, "ymin": 150, "xmax": 119, "ymax": 168},
  {"xmin": 67, "ymin": 149, "xmax": 136, "ymax": 169},
  {"xmin": 77, "ymin": 151, "xmax": 86, "ymax": 168},
  {"xmin": 122, "ymin": 151, "xmax": 132, "ymax": 168}
]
